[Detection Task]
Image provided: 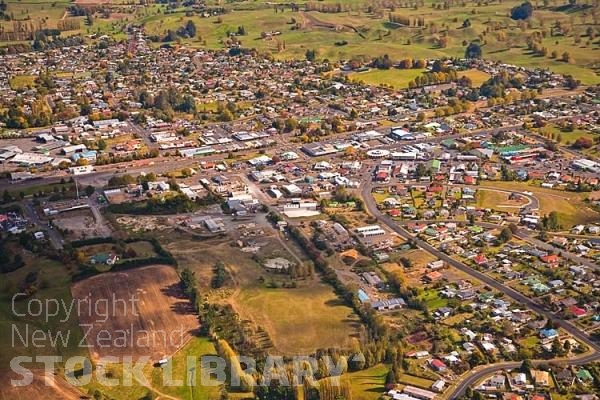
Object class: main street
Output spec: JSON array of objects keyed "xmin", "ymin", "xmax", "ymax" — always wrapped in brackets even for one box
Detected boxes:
[{"xmin": 359, "ymin": 177, "xmax": 600, "ymax": 398}]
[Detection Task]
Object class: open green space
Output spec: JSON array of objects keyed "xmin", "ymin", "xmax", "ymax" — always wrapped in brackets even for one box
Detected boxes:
[
  {"xmin": 398, "ymin": 373, "xmax": 436, "ymax": 389},
  {"xmin": 146, "ymin": 337, "xmax": 220, "ymax": 400},
  {"xmin": 235, "ymin": 284, "xmax": 359, "ymax": 356},
  {"xmin": 418, "ymin": 289, "xmax": 448, "ymax": 311},
  {"xmin": 0, "ymin": 254, "xmax": 86, "ymax": 367},
  {"xmin": 348, "ymin": 68, "xmax": 425, "ymax": 89},
  {"xmin": 347, "ymin": 363, "xmax": 389, "ymax": 400},
  {"xmin": 9, "ymin": 75, "xmax": 36, "ymax": 90},
  {"xmin": 480, "ymin": 181, "xmax": 600, "ymax": 228}
]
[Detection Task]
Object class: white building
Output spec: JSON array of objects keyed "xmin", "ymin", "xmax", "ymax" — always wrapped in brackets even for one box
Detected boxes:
[{"xmin": 356, "ymin": 225, "xmax": 386, "ymax": 238}]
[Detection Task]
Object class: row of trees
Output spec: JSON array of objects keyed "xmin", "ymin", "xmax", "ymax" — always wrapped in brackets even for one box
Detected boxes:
[
  {"xmin": 408, "ymin": 69, "xmax": 459, "ymax": 88},
  {"xmin": 388, "ymin": 13, "xmax": 425, "ymax": 26},
  {"xmin": 305, "ymin": 2, "xmax": 348, "ymax": 13}
]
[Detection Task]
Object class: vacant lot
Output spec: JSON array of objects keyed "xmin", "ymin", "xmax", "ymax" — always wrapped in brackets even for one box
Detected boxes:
[
  {"xmin": 395, "ymin": 249, "xmax": 437, "ymax": 269},
  {"xmin": 71, "ymin": 265, "xmax": 198, "ymax": 361}
]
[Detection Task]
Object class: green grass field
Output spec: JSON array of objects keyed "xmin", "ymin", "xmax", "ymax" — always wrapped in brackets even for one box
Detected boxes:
[
  {"xmin": 145, "ymin": 337, "xmax": 220, "ymax": 400},
  {"xmin": 541, "ymin": 125, "xmax": 597, "ymax": 145},
  {"xmin": 9, "ymin": 75, "xmax": 36, "ymax": 90},
  {"xmin": 80, "ymin": 363, "xmax": 153, "ymax": 400},
  {"xmin": 480, "ymin": 181, "xmax": 600, "ymax": 228},
  {"xmin": 418, "ymin": 289, "xmax": 448, "ymax": 311},
  {"xmin": 348, "ymin": 68, "xmax": 426, "ymax": 89},
  {"xmin": 234, "ymin": 284, "xmax": 359, "ymax": 355},
  {"xmin": 160, "ymin": 235, "xmax": 359, "ymax": 356},
  {"xmin": 458, "ymin": 69, "xmax": 491, "ymax": 87},
  {"xmin": 347, "ymin": 364, "xmax": 389, "ymax": 400},
  {"xmin": 398, "ymin": 373, "xmax": 436, "ymax": 389},
  {"xmin": 0, "ymin": 255, "xmax": 86, "ymax": 367}
]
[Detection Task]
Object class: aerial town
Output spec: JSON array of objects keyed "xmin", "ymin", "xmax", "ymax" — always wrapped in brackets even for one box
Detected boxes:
[{"xmin": 0, "ymin": 0, "xmax": 600, "ymax": 399}]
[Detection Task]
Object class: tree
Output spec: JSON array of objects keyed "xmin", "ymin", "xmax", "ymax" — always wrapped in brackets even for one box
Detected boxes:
[
  {"xmin": 415, "ymin": 163, "xmax": 428, "ymax": 178},
  {"xmin": 184, "ymin": 20, "xmax": 197, "ymax": 37},
  {"xmin": 510, "ymin": 1, "xmax": 533, "ymax": 20},
  {"xmin": 544, "ymin": 211, "xmax": 560, "ymax": 231},
  {"xmin": 465, "ymin": 42, "xmax": 482, "ymax": 58},
  {"xmin": 499, "ymin": 227, "xmax": 513, "ymax": 243},
  {"xmin": 564, "ymin": 75, "xmax": 580, "ymax": 90},
  {"xmin": 561, "ymin": 51, "xmax": 572, "ymax": 63},
  {"xmin": 2, "ymin": 189, "xmax": 12, "ymax": 203},
  {"xmin": 520, "ymin": 358, "xmax": 533, "ymax": 373},
  {"xmin": 573, "ymin": 137, "xmax": 593, "ymax": 149},
  {"xmin": 416, "ymin": 112, "xmax": 426, "ymax": 122},
  {"xmin": 284, "ymin": 117, "xmax": 298, "ymax": 132},
  {"xmin": 97, "ymin": 139, "xmax": 107, "ymax": 151},
  {"xmin": 552, "ymin": 337, "xmax": 566, "ymax": 356},
  {"xmin": 384, "ymin": 370, "xmax": 397, "ymax": 387},
  {"xmin": 84, "ymin": 185, "xmax": 95, "ymax": 197}
]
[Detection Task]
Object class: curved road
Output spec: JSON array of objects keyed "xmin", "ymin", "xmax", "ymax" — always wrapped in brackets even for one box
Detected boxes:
[{"xmin": 359, "ymin": 180, "xmax": 600, "ymax": 398}]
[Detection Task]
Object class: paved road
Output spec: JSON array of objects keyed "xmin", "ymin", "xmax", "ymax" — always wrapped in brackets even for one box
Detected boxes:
[
  {"xmin": 446, "ymin": 352, "xmax": 599, "ymax": 400},
  {"xmin": 359, "ymin": 179, "xmax": 600, "ymax": 396}
]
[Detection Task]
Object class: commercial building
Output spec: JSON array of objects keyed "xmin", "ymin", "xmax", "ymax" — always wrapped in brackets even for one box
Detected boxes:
[{"xmin": 355, "ymin": 225, "xmax": 386, "ymax": 238}]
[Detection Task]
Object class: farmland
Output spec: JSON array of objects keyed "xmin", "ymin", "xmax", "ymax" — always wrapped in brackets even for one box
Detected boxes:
[
  {"xmin": 0, "ymin": 369, "xmax": 86, "ymax": 400},
  {"xmin": 2, "ymin": 0, "xmax": 600, "ymax": 83},
  {"xmin": 70, "ymin": 264, "xmax": 199, "ymax": 361}
]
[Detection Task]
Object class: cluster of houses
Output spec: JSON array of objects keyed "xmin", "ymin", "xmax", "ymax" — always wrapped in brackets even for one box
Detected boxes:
[{"xmin": 476, "ymin": 365, "xmax": 597, "ymax": 400}]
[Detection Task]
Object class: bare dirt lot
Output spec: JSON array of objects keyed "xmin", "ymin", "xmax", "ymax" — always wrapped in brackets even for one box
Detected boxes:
[
  {"xmin": 0, "ymin": 369, "xmax": 84, "ymax": 400},
  {"xmin": 53, "ymin": 208, "xmax": 112, "ymax": 239},
  {"xmin": 71, "ymin": 265, "xmax": 198, "ymax": 361}
]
